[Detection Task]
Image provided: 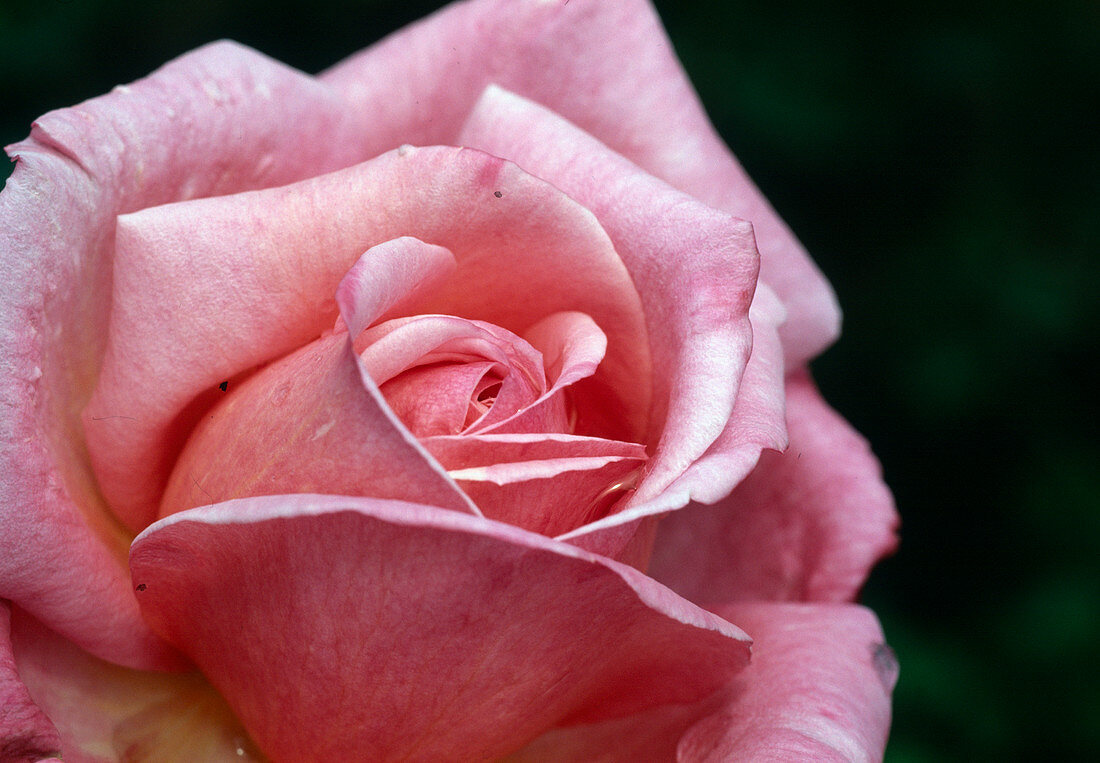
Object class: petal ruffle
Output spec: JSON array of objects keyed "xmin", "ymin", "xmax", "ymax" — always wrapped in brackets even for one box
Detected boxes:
[
  {"xmin": 130, "ymin": 494, "xmax": 751, "ymax": 761},
  {"xmin": 86, "ymin": 145, "xmax": 649, "ymax": 530},
  {"xmin": 678, "ymin": 603, "xmax": 896, "ymax": 762},
  {"xmin": 9, "ymin": 607, "xmax": 263, "ymax": 762},
  {"xmin": 0, "ymin": 40, "xmax": 384, "ymax": 668},
  {"xmin": 321, "ymin": 0, "xmax": 839, "ymax": 362},
  {"xmin": 1, "ymin": 602, "xmax": 61, "ymax": 762},
  {"xmin": 647, "ymin": 372, "xmax": 899, "ymax": 604}
]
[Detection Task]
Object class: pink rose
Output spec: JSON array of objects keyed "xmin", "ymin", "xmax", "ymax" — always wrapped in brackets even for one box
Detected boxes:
[{"xmin": 0, "ymin": 1, "xmax": 899, "ymax": 760}]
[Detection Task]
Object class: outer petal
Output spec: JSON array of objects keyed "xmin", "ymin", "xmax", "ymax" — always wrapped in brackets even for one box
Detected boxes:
[
  {"xmin": 0, "ymin": 40, "xmax": 387, "ymax": 668},
  {"xmin": 1, "ymin": 602, "xmax": 61, "ymax": 762},
  {"xmin": 129, "ymin": 494, "xmax": 751, "ymax": 761},
  {"xmin": 321, "ymin": 0, "xmax": 839, "ymax": 363},
  {"xmin": 9, "ymin": 608, "xmax": 263, "ymax": 762},
  {"xmin": 86, "ymin": 145, "xmax": 649, "ymax": 530},
  {"xmin": 647, "ymin": 372, "xmax": 899, "ymax": 604},
  {"xmin": 159, "ymin": 333, "xmax": 477, "ymax": 518},
  {"xmin": 458, "ymin": 86, "xmax": 758, "ymax": 508},
  {"xmin": 678, "ymin": 603, "xmax": 896, "ymax": 762}
]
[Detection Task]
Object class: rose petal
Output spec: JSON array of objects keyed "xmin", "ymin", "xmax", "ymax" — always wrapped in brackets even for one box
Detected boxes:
[
  {"xmin": 9, "ymin": 607, "xmax": 262, "ymax": 762},
  {"xmin": 459, "ymin": 86, "xmax": 759, "ymax": 510},
  {"xmin": 130, "ymin": 494, "xmax": 751, "ymax": 760},
  {"xmin": 423, "ymin": 433, "xmax": 647, "ymax": 535},
  {"xmin": 504, "ymin": 700, "xmax": 712, "ymax": 763},
  {"xmin": 334, "ymin": 236, "xmax": 457, "ymax": 338},
  {"xmin": 678, "ymin": 603, "xmax": 896, "ymax": 762},
  {"xmin": 159, "ymin": 332, "xmax": 476, "ymax": 518},
  {"xmin": 2, "ymin": 40, "xmax": 364, "ymax": 668},
  {"xmin": 380, "ymin": 361, "xmax": 498, "ymax": 437},
  {"xmin": 86, "ymin": 145, "xmax": 649, "ymax": 530},
  {"xmin": 1, "ymin": 602, "xmax": 62, "ymax": 762},
  {"xmin": 475, "ymin": 311, "xmax": 608, "ymax": 436},
  {"xmin": 321, "ymin": 0, "xmax": 839, "ymax": 363},
  {"xmin": 647, "ymin": 372, "xmax": 899, "ymax": 604},
  {"xmin": 358, "ymin": 315, "xmax": 548, "ymax": 431},
  {"xmin": 560, "ymin": 282, "xmax": 788, "ymax": 561}
]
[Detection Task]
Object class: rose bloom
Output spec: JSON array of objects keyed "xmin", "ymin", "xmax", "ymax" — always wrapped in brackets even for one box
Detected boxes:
[{"xmin": 0, "ymin": 1, "xmax": 899, "ymax": 760}]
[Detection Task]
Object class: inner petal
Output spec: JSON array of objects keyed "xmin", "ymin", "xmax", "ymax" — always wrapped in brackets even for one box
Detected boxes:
[{"xmin": 379, "ymin": 361, "xmax": 500, "ymax": 438}]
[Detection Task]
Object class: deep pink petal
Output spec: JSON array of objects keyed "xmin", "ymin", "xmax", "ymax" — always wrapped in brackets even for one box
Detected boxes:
[
  {"xmin": 86, "ymin": 145, "xmax": 649, "ymax": 530},
  {"xmin": 424, "ymin": 433, "xmax": 647, "ymax": 536},
  {"xmin": 647, "ymin": 372, "xmax": 899, "ymax": 604},
  {"xmin": 1, "ymin": 603, "xmax": 62, "ymax": 762},
  {"xmin": 321, "ymin": 0, "xmax": 839, "ymax": 363},
  {"xmin": 129, "ymin": 494, "xmax": 751, "ymax": 760},
  {"xmin": 9, "ymin": 608, "xmax": 262, "ymax": 762},
  {"xmin": 334, "ymin": 236, "xmax": 457, "ymax": 338},
  {"xmin": 159, "ymin": 333, "xmax": 475, "ymax": 518},
  {"xmin": 1, "ymin": 40, "xmax": 361, "ymax": 669},
  {"xmin": 678, "ymin": 603, "xmax": 896, "ymax": 762},
  {"xmin": 459, "ymin": 86, "xmax": 759, "ymax": 509}
]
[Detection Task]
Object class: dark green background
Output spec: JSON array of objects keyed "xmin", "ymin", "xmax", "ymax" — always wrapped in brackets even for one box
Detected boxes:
[{"xmin": 2, "ymin": 1, "xmax": 1096, "ymax": 759}]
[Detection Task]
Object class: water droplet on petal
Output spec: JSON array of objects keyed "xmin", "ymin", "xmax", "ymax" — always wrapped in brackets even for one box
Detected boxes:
[{"xmin": 582, "ymin": 468, "xmax": 643, "ymax": 524}]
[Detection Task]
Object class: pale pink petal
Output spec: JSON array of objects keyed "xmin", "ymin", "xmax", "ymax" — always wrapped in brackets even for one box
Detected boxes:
[
  {"xmin": 460, "ymin": 88, "xmax": 763, "ymax": 539},
  {"xmin": 678, "ymin": 603, "xmax": 896, "ymax": 762},
  {"xmin": 9, "ymin": 608, "xmax": 262, "ymax": 762},
  {"xmin": 647, "ymin": 372, "xmax": 899, "ymax": 604},
  {"xmin": 129, "ymin": 494, "xmax": 751, "ymax": 760},
  {"xmin": 1, "ymin": 603, "xmax": 61, "ymax": 762},
  {"xmin": 159, "ymin": 332, "xmax": 475, "ymax": 518},
  {"xmin": 423, "ymin": 433, "xmax": 647, "ymax": 535},
  {"xmin": 1, "ymin": 40, "xmax": 365, "ymax": 669},
  {"xmin": 334, "ymin": 236, "xmax": 457, "ymax": 338},
  {"xmin": 85, "ymin": 145, "xmax": 648, "ymax": 530},
  {"xmin": 561, "ymin": 284, "xmax": 788, "ymax": 563},
  {"xmin": 460, "ymin": 86, "xmax": 758, "ymax": 505},
  {"xmin": 321, "ymin": 0, "xmax": 839, "ymax": 363}
]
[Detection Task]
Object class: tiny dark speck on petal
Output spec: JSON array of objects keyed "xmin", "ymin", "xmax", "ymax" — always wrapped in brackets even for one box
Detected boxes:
[
  {"xmin": 871, "ymin": 642, "xmax": 899, "ymax": 691},
  {"xmin": 135, "ymin": 583, "xmax": 147, "ymax": 592},
  {"xmin": 219, "ymin": 380, "xmax": 229, "ymax": 391},
  {"xmin": 493, "ymin": 190, "xmax": 503, "ymax": 198}
]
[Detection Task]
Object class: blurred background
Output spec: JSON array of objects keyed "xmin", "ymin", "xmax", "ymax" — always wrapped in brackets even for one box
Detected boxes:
[{"xmin": 2, "ymin": 0, "xmax": 1096, "ymax": 759}]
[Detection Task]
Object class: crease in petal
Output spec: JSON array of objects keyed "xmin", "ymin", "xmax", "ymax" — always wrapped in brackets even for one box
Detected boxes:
[{"xmin": 130, "ymin": 494, "xmax": 750, "ymax": 761}]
